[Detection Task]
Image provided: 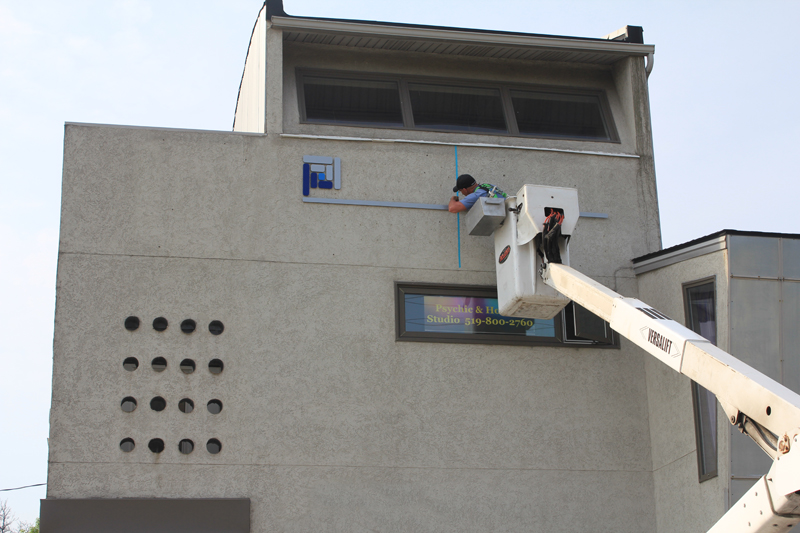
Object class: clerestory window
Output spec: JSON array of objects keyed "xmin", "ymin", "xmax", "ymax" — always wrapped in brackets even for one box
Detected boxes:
[{"xmin": 298, "ymin": 70, "xmax": 619, "ymax": 142}]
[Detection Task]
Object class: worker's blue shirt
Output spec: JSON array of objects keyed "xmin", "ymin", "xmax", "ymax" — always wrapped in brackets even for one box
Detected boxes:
[{"xmin": 459, "ymin": 188, "xmax": 488, "ymax": 210}]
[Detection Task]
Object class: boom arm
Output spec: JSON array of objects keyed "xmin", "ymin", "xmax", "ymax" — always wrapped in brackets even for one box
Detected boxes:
[{"xmin": 543, "ymin": 263, "xmax": 800, "ymax": 532}]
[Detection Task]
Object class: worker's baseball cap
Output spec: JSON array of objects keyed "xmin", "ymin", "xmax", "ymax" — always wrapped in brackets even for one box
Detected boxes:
[{"xmin": 453, "ymin": 174, "xmax": 476, "ymax": 192}]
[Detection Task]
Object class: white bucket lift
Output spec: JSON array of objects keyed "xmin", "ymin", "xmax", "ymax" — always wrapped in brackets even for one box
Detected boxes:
[
  {"xmin": 493, "ymin": 185, "xmax": 579, "ymax": 319},
  {"xmin": 475, "ymin": 183, "xmax": 800, "ymax": 532}
]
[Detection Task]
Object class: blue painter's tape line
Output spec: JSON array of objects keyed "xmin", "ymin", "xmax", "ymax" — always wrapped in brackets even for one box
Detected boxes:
[
  {"xmin": 455, "ymin": 145, "xmax": 461, "ymax": 270},
  {"xmin": 318, "ymin": 181, "xmax": 333, "ymax": 189},
  {"xmin": 303, "ymin": 164, "xmax": 310, "ymax": 196},
  {"xmin": 302, "ymin": 198, "xmax": 447, "ymax": 210},
  {"xmin": 310, "ymin": 172, "xmax": 318, "ymax": 189}
]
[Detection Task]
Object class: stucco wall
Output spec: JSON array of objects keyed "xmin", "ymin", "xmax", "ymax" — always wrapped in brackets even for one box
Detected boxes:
[
  {"xmin": 637, "ymin": 250, "xmax": 730, "ymax": 533},
  {"xmin": 51, "ymin": 121, "xmax": 660, "ymax": 531}
]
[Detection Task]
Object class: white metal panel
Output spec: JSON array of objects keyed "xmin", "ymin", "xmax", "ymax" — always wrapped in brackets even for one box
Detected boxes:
[
  {"xmin": 783, "ymin": 281, "xmax": 800, "ymax": 394},
  {"xmin": 729, "ymin": 235, "xmax": 780, "ymax": 279},
  {"xmin": 233, "ymin": 6, "xmax": 267, "ymax": 133},
  {"xmin": 730, "ymin": 278, "xmax": 782, "ymax": 382},
  {"xmin": 783, "ymin": 239, "xmax": 800, "ymax": 280}
]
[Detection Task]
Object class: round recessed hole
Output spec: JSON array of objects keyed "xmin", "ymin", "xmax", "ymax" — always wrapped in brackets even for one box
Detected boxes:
[
  {"xmin": 206, "ymin": 438, "xmax": 222, "ymax": 454},
  {"xmin": 123, "ymin": 357, "xmax": 139, "ymax": 371},
  {"xmin": 208, "ymin": 320, "xmax": 224, "ymax": 335},
  {"xmin": 207, "ymin": 399, "xmax": 223, "ymax": 414},
  {"xmin": 119, "ymin": 438, "xmax": 135, "ymax": 452},
  {"xmin": 178, "ymin": 439, "xmax": 194, "ymax": 454},
  {"xmin": 124, "ymin": 316, "xmax": 140, "ymax": 331},
  {"xmin": 178, "ymin": 398, "xmax": 194, "ymax": 413},
  {"xmin": 151, "ymin": 357, "xmax": 167, "ymax": 372},
  {"xmin": 767, "ymin": 406, "xmax": 772, "ymax": 416},
  {"xmin": 120, "ymin": 397, "xmax": 137, "ymax": 413},
  {"xmin": 208, "ymin": 359, "xmax": 224, "ymax": 375},
  {"xmin": 148, "ymin": 438, "xmax": 165, "ymax": 453},
  {"xmin": 179, "ymin": 359, "xmax": 196, "ymax": 374},
  {"xmin": 150, "ymin": 396, "xmax": 167, "ymax": 412},
  {"xmin": 180, "ymin": 319, "xmax": 196, "ymax": 334},
  {"xmin": 153, "ymin": 317, "xmax": 168, "ymax": 332}
]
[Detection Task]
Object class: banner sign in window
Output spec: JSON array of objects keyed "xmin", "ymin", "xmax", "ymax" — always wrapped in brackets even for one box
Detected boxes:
[{"xmin": 403, "ymin": 294, "xmax": 556, "ymax": 338}]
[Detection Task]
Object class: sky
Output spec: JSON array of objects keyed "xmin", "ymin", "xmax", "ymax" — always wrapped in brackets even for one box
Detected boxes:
[{"xmin": 1, "ymin": 0, "xmax": 798, "ymax": 524}]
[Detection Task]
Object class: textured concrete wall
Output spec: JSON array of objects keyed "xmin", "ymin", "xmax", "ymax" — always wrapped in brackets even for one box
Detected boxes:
[
  {"xmin": 637, "ymin": 251, "xmax": 730, "ymax": 533},
  {"xmin": 233, "ymin": 6, "xmax": 266, "ymax": 133},
  {"xmin": 52, "ymin": 117, "xmax": 659, "ymax": 531}
]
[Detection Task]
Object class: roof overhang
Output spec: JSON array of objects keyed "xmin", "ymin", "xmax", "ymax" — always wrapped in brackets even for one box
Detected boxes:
[{"xmin": 271, "ymin": 16, "xmax": 655, "ymax": 66}]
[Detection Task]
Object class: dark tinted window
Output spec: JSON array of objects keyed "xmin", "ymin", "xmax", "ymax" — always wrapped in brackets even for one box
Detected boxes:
[
  {"xmin": 511, "ymin": 90, "xmax": 609, "ymax": 139},
  {"xmin": 684, "ymin": 280, "xmax": 719, "ymax": 482},
  {"xmin": 409, "ymin": 83, "xmax": 506, "ymax": 133},
  {"xmin": 304, "ymin": 77, "xmax": 403, "ymax": 127}
]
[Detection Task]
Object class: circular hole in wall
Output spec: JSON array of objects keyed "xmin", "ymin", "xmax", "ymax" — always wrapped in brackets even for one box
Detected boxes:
[
  {"xmin": 178, "ymin": 439, "xmax": 194, "ymax": 454},
  {"xmin": 124, "ymin": 316, "xmax": 140, "ymax": 331},
  {"xmin": 148, "ymin": 438, "xmax": 165, "ymax": 453},
  {"xmin": 208, "ymin": 359, "xmax": 224, "ymax": 375},
  {"xmin": 119, "ymin": 438, "xmax": 135, "ymax": 452},
  {"xmin": 151, "ymin": 357, "xmax": 167, "ymax": 372},
  {"xmin": 208, "ymin": 321, "xmax": 224, "ymax": 335},
  {"xmin": 206, "ymin": 439, "xmax": 222, "ymax": 454},
  {"xmin": 180, "ymin": 319, "xmax": 196, "ymax": 334},
  {"xmin": 123, "ymin": 357, "xmax": 139, "ymax": 371},
  {"xmin": 150, "ymin": 396, "xmax": 167, "ymax": 412},
  {"xmin": 207, "ymin": 399, "xmax": 223, "ymax": 414},
  {"xmin": 179, "ymin": 359, "xmax": 196, "ymax": 374},
  {"xmin": 120, "ymin": 397, "xmax": 137, "ymax": 413},
  {"xmin": 153, "ymin": 317, "xmax": 168, "ymax": 332},
  {"xmin": 178, "ymin": 398, "xmax": 194, "ymax": 413}
]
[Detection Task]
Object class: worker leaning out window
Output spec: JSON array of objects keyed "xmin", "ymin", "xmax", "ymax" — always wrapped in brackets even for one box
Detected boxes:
[{"xmin": 448, "ymin": 174, "xmax": 507, "ymax": 213}]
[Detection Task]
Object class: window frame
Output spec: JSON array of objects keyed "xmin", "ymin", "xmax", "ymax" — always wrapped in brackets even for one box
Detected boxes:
[
  {"xmin": 395, "ymin": 282, "xmax": 618, "ymax": 347},
  {"xmin": 297, "ymin": 69, "xmax": 620, "ymax": 143},
  {"xmin": 683, "ymin": 276, "xmax": 720, "ymax": 483}
]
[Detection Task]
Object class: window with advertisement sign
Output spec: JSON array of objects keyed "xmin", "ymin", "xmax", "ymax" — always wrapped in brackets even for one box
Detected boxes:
[{"xmin": 395, "ymin": 283, "xmax": 616, "ymax": 347}]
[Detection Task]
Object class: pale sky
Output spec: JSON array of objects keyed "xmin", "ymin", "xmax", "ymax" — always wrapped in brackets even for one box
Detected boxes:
[{"xmin": 1, "ymin": 0, "xmax": 798, "ymax": 523}]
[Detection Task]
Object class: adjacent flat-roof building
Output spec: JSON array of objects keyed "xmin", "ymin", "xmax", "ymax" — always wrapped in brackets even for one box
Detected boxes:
[{"xmin": 43, "ymin": 2, "xmax": 781, "ymax": 532}]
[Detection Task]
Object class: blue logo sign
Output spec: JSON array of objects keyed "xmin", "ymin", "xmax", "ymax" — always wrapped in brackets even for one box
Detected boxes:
[{"xmin": 303, "ymin": 156, "xmax": 341, "ymax": 196}]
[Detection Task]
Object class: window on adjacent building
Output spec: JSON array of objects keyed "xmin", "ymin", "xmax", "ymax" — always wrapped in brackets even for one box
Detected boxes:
[
  {"xmin": 298, "ymin": 70, "xmax": 618, "ymax": 142},
  {"xmin": 395, "ymin": 282, "xmax": 616, "ymax": 347},
  {"xmin": 684, "ymin": 278, "xmax": 719, "ymax": 482}
]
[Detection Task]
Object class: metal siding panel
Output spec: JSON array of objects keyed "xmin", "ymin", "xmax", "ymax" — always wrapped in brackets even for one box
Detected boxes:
[
  {"xmin": 730, "ymin": 429, "xmax": 773, "ymax": 479},
  {"xmin": 782, "ymin": 281, "xmax": 800, "ymax": 393},
  {"xmin": 783, "ymin": 239, "xmax": 800, "ymax": 280},
  {"xmin": 729, "ymin": 235, "xmax": 780, "ymax": 278},
  {"xmin": 730, "ymin": 278, "xmax": 782, "ymax": 381}
]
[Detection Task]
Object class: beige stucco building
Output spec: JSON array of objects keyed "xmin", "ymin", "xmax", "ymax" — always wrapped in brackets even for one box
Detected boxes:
[{"xmin": 43, "ymin": 1, "xmax": 790, "ymax": 531}]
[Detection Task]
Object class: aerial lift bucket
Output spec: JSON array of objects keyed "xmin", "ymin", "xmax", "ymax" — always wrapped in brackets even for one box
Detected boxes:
[{"xmin": 492, "ymin": 185, "xmax": 580, "ymax": 320}]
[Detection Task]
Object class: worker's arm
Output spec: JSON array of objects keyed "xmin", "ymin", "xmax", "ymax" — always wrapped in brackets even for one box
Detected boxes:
[{"xmin": 448, "ymin": 196, "xmax": 468, "ymax": 213}]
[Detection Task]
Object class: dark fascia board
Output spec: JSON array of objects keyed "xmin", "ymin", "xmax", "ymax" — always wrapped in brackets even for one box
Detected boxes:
[
  {"xmin": 266, "ymin": 0, "xmax": 648, "ymax": 47},
  {"xmin": 633, "ymin": 229, "xmax": 800, "ymax": 264}
]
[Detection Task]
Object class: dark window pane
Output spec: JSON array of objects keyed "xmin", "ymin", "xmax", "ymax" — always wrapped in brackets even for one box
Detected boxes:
[
  {"xmin": 511, "ymin": 90, "xmax": 609, "ymax": 139},
  {"xmin": 693, "ymin": 382, "xmax": 718, "ymax": 478},
  {"xmin": 685, "ymin": 283, "xmax": 717, "ymax": 344},
  {"xmin": 409, "ymin": 84, "xmax": 507, "ymax": 133},
  {"xmin": 684, "ymin": 280, "xmax": 718, "ymax": 482},
  {"xmin": 304, "ymin": 77, "xmax": 403, "ymax": 127}
]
